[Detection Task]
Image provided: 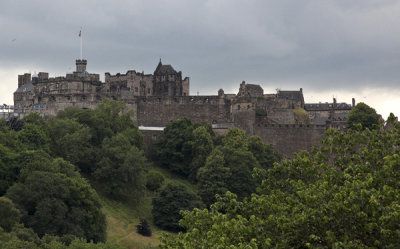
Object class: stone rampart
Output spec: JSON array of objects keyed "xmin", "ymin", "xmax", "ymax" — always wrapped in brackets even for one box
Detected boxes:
[
  {"xmin": 254, "ymin": 123, "xmax": 326, "ymax": 158},
  {"xmin": 136, "ymin": 96, "xmax": 231, "ymax": 126}
]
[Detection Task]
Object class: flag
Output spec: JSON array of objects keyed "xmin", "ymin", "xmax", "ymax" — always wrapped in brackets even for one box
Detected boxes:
[{"xmin": 79, "ymin": 29, "xmax": 81, "ymax": 37}]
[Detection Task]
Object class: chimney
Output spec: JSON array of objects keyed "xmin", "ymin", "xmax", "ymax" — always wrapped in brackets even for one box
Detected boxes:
[
  {"xmin": 333, "ymin": 98, "xmax": 337, "ymax": 108},
  {"xmin": 352, "ymin": 98, "xmax": 355, "ymax": 107}
]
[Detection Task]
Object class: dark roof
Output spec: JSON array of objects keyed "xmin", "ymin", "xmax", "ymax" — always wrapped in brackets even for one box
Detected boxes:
[
  {"xmin": 246, "ymin": 84, "xmax": 263, "ymax": 92},
  {"xmin": 277, "ymin": 90, "xmax": 304, "ymax": 101},
  {"xmin": 154, "ymin": 60, "xmax": 177, "ymax": 75},
  {"xmin": 15, "ymin": 81, "xmax": 34, "ymax": 93},
  {"xmin": 305, "ymin": 102, "xmax": 352, "ymax": 110}
]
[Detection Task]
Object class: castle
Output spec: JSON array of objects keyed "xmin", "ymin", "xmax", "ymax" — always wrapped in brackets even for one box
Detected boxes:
[{"xmin": 14, "ymin": 59, "xmax": 353, "ymax": 157}]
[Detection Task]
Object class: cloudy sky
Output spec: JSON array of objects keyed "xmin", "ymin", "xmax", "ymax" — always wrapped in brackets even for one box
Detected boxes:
[{"xmin": 1, "ymin": 0, "xmax": 400, "ymax": 118}]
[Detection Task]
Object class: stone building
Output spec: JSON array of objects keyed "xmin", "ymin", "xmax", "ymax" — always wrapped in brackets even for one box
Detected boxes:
[
  {"xmin": 14, "ymin": 60, "xmax": 102, "ymax": 115},
  {"xmin": 13, "ymin": 58, "xmax": 354, "ymax": 157},
  {"xmin": 152, "ymin": 60, "xmax": 189, "ymax": 96}
]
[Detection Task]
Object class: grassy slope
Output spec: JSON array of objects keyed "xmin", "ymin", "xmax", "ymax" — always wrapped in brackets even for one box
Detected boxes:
[{"xmin": 100, "ymin": 164, "xmax": 197, "ymax": 249}]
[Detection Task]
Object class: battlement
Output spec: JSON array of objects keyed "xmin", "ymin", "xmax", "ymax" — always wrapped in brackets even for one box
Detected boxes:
[
  {"xmin": 13, "ymin": 58, "xmax": 355, "ymax": 157},
  {"xmin": 255, "ymin": 123, "xmax": 327, "ymax": 129}
]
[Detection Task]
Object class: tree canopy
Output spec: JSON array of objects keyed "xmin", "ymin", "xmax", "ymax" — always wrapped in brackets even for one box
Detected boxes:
[
  {"xmin": 346, "ymin": 102, "xmax": 382, "ymax": 130},
  {"xmin": 152, "ymin": 184, "xmax": 203, "ymax": 232},
  {"xmin": 161, "ymin": 124, "xmax": 400, "ymax": 248}
]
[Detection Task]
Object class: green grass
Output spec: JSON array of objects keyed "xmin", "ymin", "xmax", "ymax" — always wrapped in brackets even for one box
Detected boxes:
[
  {"xmin": 99, "ymin": 164, "xmax": 195, "ymax": 249},
  {"xmin": 101, "ymin": 193, "xmax": 162, "ymax": 249}
]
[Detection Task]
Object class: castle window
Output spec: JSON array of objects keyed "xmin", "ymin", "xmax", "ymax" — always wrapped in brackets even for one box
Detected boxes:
[
  {"xmin": 148, "ymin": 88, "xmax": 150, "ymax": 94},
  {"xmin": 135, "ymin": 87, "xmax": 138, "ymax": 92},
  {"xmin": 238, "ymin": 105, "xmax": 240, "ymax": 110}
]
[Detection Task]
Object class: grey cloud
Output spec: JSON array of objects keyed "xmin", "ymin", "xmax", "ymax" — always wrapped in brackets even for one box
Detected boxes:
[{"xmin": 1, "ymin": 0, "xmax": 400, "ymax": 98}]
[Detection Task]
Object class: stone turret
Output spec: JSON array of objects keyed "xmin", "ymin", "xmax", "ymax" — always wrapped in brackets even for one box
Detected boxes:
[
  {"xmin": 17, "ymin": 73, "xmax": 31, "ymax": 88},
  {"xmin": 76, "ymin": 59, "xmax": 87, "ymax": 73}
]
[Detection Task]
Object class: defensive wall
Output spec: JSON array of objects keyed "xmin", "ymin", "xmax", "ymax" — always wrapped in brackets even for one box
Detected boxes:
[
  {"xmin": 134, "ymin": 95, "xmax": 232, "ymax": 127},
  {"xmin": 12, "ymin": 59, "xmax": 354, "ymax": 158},
  {"xmin": 254, "ymin": 123, "xmax": 326, "ymax": 157}
]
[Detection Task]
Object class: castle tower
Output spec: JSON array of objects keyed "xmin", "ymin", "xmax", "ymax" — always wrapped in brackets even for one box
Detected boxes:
[{"xmin": 76, "ymin": 59, "xmax": 87, "ymax": 73}]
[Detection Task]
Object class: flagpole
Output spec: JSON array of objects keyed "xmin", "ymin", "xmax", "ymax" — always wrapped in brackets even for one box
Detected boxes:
[{"xmin": 80, "ymin": 27, "xmax": 83, "ymax": 60}]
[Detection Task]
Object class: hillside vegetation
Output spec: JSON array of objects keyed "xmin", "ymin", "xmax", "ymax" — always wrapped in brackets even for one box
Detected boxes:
[{"xmin": 1, "ymin": 99, "xmax": 392, "ymax": 248}]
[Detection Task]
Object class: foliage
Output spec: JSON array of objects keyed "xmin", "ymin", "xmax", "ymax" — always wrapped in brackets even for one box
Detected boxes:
[
  {"xmin": 146, "ymin": 170, "xmax": 165, "ymax": 191},
  {"xmin": 161, "ymin": 125, "xmax": 400, "ymax": 248},
  {"xmin": 0, "ymin": 227, "xmax": 122, "ymax": 249},
  {"xmin": 155, "ymin": 118, "xmax": 214, "ymax": 177},
  {"xmin": 6, "ymin": 171, "xmax": 106, "ymax": 242},
  {"xmin": 0, "ymin": 144, "xmax": 18, "ymax": 195},
  {"xmin": 136, "ymin": 219, "xmax": 152, "ymax": 237},
  {"xmin": 5, "ymin": 116, "xmax": 24, "ymax": 131},
  {"xmin": 188, "ymin": 126, "xmax": 214, "ymax": 180},
  {"xmin": 293, "ymin": 107, "xmax": 311, "ymax": 124},
  {"xmin": 0, "ymin": 197, "xmax": 21, "ymax": 232},
  {"xmin": 152, "ymin": 184, "xmax": 203, "ymax": 232},
  {"xmin": 47, "ymin": 118, "xmax": 94, "ymax": 171},
  {"xmin": 247, "ymin": 136, "xmax": 281, "ymax": 171},
  {"xmin": 18, "ymin": 123, "xmax": 50, "ymax": 152},
  {"xmin": 196, "ymin": 148, "xmax": 231, "ymax": 206},
  {"xmin": 346, "ymin": 102, "xmax": 382, "ymax": 130},
  {"xmin": 197, "ymin": 128, "xmax": 271, "ymax": 204},
  {"xmin": 54, "ymin": 100, "xmax": 143, "ymax": 174},
  {"xmin": 94, "ymin": 133, "xmax": 147, "ymax": 199}
]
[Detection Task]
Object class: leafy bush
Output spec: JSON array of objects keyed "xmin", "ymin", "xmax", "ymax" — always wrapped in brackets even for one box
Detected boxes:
[
  {"xmin": 146, "ymin": 170, "xmax": 165, "ymax": 191},
  {"xmin": 136, "ymin": 219, "xmax": 152, "ymax": 237},
  {"xmin": 152, "ymin": 184, "xmax": 203, "ymax": 232}
]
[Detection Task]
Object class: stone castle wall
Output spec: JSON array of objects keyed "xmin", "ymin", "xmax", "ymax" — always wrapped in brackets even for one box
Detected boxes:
[
  {"xmin": 13, "ymin": 59, "xmax": 354, "ymax": 157},
  {"xmin": 135, "ymin": 96, "xmax": 231, "ymax": 127},
  {"xmin": 254, "ymin": 123, "xmax": 326, "ymax": 158}
]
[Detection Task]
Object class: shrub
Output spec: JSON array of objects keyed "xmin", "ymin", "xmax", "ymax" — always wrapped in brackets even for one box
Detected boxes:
[
  {"xmin": 146, "ymin": 170, "xmax": 165, "ymax": 191},
  {"xmin": 136, "ymin": 219, "xmax": 152, "ymax": 237}
]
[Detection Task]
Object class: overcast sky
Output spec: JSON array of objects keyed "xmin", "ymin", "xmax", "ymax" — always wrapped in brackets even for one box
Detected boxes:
[{"xmin": 1, "ymin": 0, "xmax": 400, "ymax": 118}]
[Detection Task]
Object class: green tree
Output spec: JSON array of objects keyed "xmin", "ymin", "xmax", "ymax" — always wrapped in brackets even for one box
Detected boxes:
[
  {"xmin": 155, "ymin": 118, "xmax": 214, "ymax": 177},
  {"xmin": 47, "ymin": 118, "xmax": 95, "ymax": 173},
  {"xmin": 94, "ymin": 133, "xmax": 147, "ymax": 199},
  {"xmin": 247, "ymin": 136, "xmax": 281, "ymax": 171},
  {"xmin": 346, "ymin": 102, "xmax": 382, "ymax": 130},
  {"xmin": 18, "ymin": 123, "xmax": 50, "ymax": 153},
  {"xmin": 188, "ymin": 126, "xmax": 214, "ymax": 180},
  {"xmin": 0, "ymin": 197, "xmax": 21, "ymax": 232},
  {"xmin": 6, "ymin": 171, "xmax": 106, "ymax": 242},
  {"xmin": 0, "ymin": 144, "xmax": 18, "ymax": 195},
  {"xmin": 146, "ymin": 170, "xmax": 165, "ymax": 191},
  {"xmin": 152, "ymin": 184, "xmax": 203, "ymax": 232},
  {"xmin": 196, "ymin": 148, "xmax": 231, "ymax": 206},
  {"xmin": 161, "ymin": 125, "xmax": 400, "ymax": 248}
]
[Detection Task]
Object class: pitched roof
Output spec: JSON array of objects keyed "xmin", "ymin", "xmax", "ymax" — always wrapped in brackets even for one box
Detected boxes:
[
  {"xmin": 277, "ymin": 90, "xmax": 304, "ymax": 101},
  {"xmin": 154, "ymin": 60, "xmax": 177, "ymax": 75},
  {"xmin": 245, "ymin": 84, "xmax": 263, "ymax": 92}
]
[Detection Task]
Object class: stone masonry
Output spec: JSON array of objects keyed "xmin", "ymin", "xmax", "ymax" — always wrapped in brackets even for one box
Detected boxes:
[{"xmin": 14, "ymin": 59, "xmax": 354, "ymax": 157}]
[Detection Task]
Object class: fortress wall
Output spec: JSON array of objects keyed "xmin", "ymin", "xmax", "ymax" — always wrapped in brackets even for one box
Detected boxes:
[
  {"xmin": 254, "ymin": 124, "xmax": 326, "ymax": 158},
  {"xmin": 136, "ymin": 96, "xmax": 231, "ymax": 126},
  {"xmin": 232, "ymin": 110, "xmax": 255, "ymax": 135}
]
